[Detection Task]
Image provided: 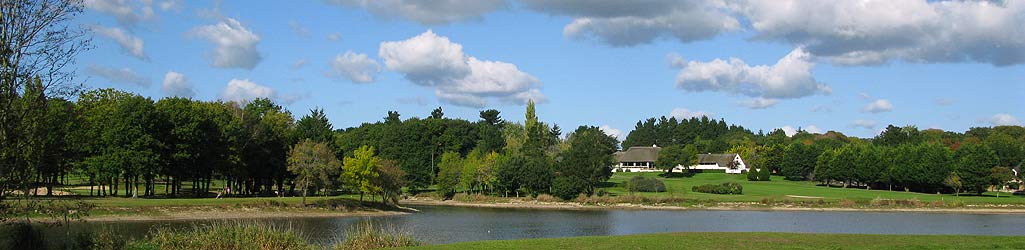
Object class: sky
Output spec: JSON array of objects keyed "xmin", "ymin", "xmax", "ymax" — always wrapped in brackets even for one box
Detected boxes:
[{"xmin": 76, "ymin": 0, "xmax": 1025, "ymax": 139}]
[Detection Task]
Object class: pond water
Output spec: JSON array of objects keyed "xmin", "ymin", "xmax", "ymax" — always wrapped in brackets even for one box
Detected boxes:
[{"xmin": 41, "ymin": 206, "xmax": 1025, "ymax": 245}]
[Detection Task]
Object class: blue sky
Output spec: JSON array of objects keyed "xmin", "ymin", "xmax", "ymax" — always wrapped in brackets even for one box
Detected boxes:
[{"xmin": 77, "ymin": 0, "xmax": 1024, "ymax": 139}]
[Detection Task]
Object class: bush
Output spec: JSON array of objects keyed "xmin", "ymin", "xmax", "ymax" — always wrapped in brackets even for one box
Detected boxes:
[
  {"xmin": 551, "ymin": 176, "xmax": 586, "ymax": 201},
  {"xmin": 691, "ymin": 182, "xmax": 743, "ymax": 195},
  {"xmin": 625, "ymin": 176, "xmax": 666, "ymax": 192},
  {"xmin": 747, "ymin": 169, "xmax": 771, "ymax": 181},
  {"xmin": 336, "ymin": 221, "xmax": 420, "ymax": 250}
]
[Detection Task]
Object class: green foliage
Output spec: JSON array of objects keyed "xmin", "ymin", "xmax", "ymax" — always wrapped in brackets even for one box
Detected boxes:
[
  {"xmin": 138, "ymin": 223, "xmax": 314, "ymax": 250},
  {"xmin": 436, "ymin": 152, "xmax": 463, "ymax": 198},
  {"xmin": 655, "ymin": 145, "xmax": 697, "ymax": 173},
  {"xmin": 625, "ymin": 176, "xmax": 666, "ymax": 192},
  {"xmin": 990, "ymin": 167, "xmax": 1015, "ymax": 196},
  {"xmin": 287, "ymin": 139, "xmax": 342, "ymax": 205},
  {"xmin": 691, "ymin": 182, "xmax": 743, "ymax": 195},
  {"xmin": 954, "ymin": 143, "xmax": 998, "ymax": 194},
  {"xmin": 748, "ymin": 168, "xmax": 770, "ymax": 181},
  {"xmin": 556, "ymin": 126, "xmax": 620, "ymax": 197},
  {"xmin": 294, "ymin": 108, "xmax": 334, "ymax": 144},
  {"xmin": 342, "ymin": 146, "xmax": 381, "ymax": 201},
  {"xmin": 780, "ymin": 143, "xmax": 821, "ymax": 180}
]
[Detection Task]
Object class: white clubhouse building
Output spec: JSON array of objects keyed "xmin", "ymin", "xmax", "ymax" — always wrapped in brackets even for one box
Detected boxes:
[{"xmin": 612, "ymin": 145, "xmax": 748, "ymax": 174}]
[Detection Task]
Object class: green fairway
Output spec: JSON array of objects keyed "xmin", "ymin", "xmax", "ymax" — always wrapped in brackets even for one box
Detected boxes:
[
  {"xmin": 599, "ymin": 172, "xmax": 1025, "ymax": 205},
  {"xmin": 403, "ymin": 232, "xmax": 1025, "ymax": 250}
]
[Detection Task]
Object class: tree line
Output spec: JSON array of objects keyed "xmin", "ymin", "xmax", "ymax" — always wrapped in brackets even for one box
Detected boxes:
[{"xmin": 625, "ymin": 116, "xmax": 1025, "ymax": 194}]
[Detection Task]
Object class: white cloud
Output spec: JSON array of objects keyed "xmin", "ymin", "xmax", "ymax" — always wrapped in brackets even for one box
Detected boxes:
[
  {"xmin": 851, "ymin": 119, "xmax": 878, "ymax": 129},
  {"xmin": 778, "ymin": 125, "xmax": 822, "ymax": 137},
  {"xmin": 85, "ymin": 0, "xmax": 155, "ymax": 27},
  {"xmin": 523, "ymin": 0, "xmax": 740, "ymax": 46},
  {"xmin": 670, "ymin": 108, "xmax": 713, "ymax": 120},
  {"xmin": 323, "ymin": 0, "xmax": 507, "ymax": 25},
  {"xmin": 288, "ymin": 20, "xmax": 311, "ymax": 38},
  {"xmin": 161, "ymin": 71, "xmax": 194, "ymax": 97},
  {"xmin": 739, "ymin": 0, "xmax": 1025, "ymax": 66},
  {"xmin": 219, "ymin": 79, "xmax": 275, "ymax": 103},
  {"xmin": 673, "ymin": 48, "xmax": 831, "ymax": 100},
  {"xmin": 86, "ymin": 65, "xmax": 151, "ymax": 87},
  {"xmin": 989, "ymin": 114, "xmax": 1021, "ymax": 126},
  {"xmin": 329, "ymin": 51, "xmax": 381, "ymax": 83},
  {"xmin": 90, "ymin": 25, "xmax": 147, "ymax": 60},
  {"xmin": 862, "ymin": 99, "xmax": 894, "ymax": 113},
  {"xmin": 739, "ymin": 97, "xmax": 779, "ymax": 109},
  {"xmin": 778, "ymin": 126, "xmax": 798, "ymax": 137},
  {"xmin": 190, "ymin": 18, "xmax": 262, "ymax": 69},
  {"xmin": 804, "ymin": 125, "xmax": 823, "ymax": 134},
  {"xmin": 599, "ymin": 125, "xmax": 625, "ymax": 141},
  {"xmin": 327, "ymin": 32, "xmax": 342, "ymax": 41},
  {"xmin": 379, "ymin": 30, "xmax": 544, "ymax": 107}
]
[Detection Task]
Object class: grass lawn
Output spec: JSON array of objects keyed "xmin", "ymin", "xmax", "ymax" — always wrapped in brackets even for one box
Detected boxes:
[
  {"xmin": 403, "ymin": 232, "xmax": 1025, "ymax": 250},
  {"xmin": 601, "ymin": 172, "xmax": 1025, "ymax": 205}
]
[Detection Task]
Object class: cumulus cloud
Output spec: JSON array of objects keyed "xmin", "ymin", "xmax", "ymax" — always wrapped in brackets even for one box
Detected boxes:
[
  {"xmin": 599, "ymin": 125, "xmax": 625, "ymax": 141},
  {"xmin": 323, "ymin": 0, "xmax": 507, "ymax": 25},
  {"xmin": 220, "ymin": 79, "xmax": 275, "ymax": 103},
  {"xmin": 190, "ymin": 18, "xmax": 262, "ymax": 69},
  {"xmin": 85, "ymin": 0, "xmax": 155, "ymax": 27},
  {"xmin": 670, "ymin": 108, "xmax": 713, "ymax": 119},
  {"xmin": 988, "ymin": 114, "xmax": 1021, "ymax": 126},
  {"xmin": 673, "ymin": 48, "xmax": 831, "ymax": 100},
  {"xmin": 862, "ymin": 99, "xmax": 894, "ymax": 113},
  {"xmin": 804, "ymin": 125, "xmax": 823, "ymax": 134},
  {"xmin": 90, "ymin": 25, "xmax": 147, "ymax": 60},
  {"xmin": 523, "ymin": 0, "xmax": 740, "ymax": 46},
  {"xmin": 161, "ymin": 71, "xmax": 194, "ymax": 97},
  {"xmin": 329, "ymin": 51, "xmax": 381, "ymax": 83},
  {"xmin": 851, "ymin": 119, "xmax": 878, "ymax": 129},
  {"xmin": 86, "ymin": 65, "xmax": 151, "ymax": 87},
  {"xmin": 739, "ymin": 97, "xmax": 779, "ymax": 109},
  {"xmin": 738, "ymin": 0, "xmax": 1025, "ymax": 66},
  {"xmin": 379, "ymin": 30, "xmax": 544, "ymax": 108}
]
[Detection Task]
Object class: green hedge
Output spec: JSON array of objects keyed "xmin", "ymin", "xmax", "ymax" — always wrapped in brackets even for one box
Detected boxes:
[
  {"xmin": 691, "ymin": 182, "xmax": 743, "ymax": 195},
  {"xmin": 626, "ymin": 176, "xmax": 666, "ymax": 192}
]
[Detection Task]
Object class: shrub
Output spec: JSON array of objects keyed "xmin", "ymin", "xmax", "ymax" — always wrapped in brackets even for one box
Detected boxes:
[
  {"xmin": 625, "ymin": 176, "xmax": 666, "ymax": 192},
  {"xmin": 535, "ymin": 194, "xmax": 561, "ymax": 202},
  {"xmin": 336, "ymin": 221, "xmax": 420, "ymax": 250},
  {"xmin": 758, "ymin": 168, "xmax": 771, "ymax": 181},
  {"xmin": 747, "ymin": 168, "xmax": 771, "ymax": 181},
  {"xmin": 691, "ymin": 182, "xmax": 743, "ymax": 195},
  {"xmin": 551, "ymin": 176, "xmax": 585, "ymax": 201}
]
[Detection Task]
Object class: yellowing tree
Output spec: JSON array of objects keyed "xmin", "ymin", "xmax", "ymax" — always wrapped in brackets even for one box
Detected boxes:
[
  {"xmin": 287, "ymin": 139, "xmax": 341, "ymax": 206},
  {"xmin": 343, "ymin": 145, "xmax": 381, "ymax": 202}
]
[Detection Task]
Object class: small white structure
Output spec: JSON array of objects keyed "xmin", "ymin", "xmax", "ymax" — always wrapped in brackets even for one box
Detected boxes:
[
  {"xmin": 612, "ymin": 145, "xmax": 661, "ymax": 172},
  {"xmin": 678, "ymin": 153, "xmax": 748, "ymax": 174}
]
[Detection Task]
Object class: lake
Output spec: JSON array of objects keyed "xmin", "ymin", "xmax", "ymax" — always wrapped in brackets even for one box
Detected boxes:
[{"xmin": 42, "ymin": 206, "xmax": 1025, "ymax": 245}]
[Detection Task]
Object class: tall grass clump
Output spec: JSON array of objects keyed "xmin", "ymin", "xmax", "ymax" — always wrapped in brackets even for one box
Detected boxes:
[
  {"xmin": 139, "ymin": 222, "xmax": 315, "ymax": 250},
  {"xmin": 335, "ymin": 221, "xmax": 420, "ymax": 250}
]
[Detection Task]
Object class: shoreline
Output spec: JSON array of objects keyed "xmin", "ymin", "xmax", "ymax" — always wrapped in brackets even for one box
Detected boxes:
[
  {"xmin": 24, "ymin": 207, "xmax": 415, "ymax": 223},
  {"xmin": 400, "ymin": 198, "xmax": 1025, "ymax": 214}
]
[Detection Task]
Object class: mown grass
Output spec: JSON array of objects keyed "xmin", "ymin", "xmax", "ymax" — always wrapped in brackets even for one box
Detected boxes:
[
  {"xmin": 402, "ymin": 232, "xmax": 1025, "ymax": 250},
  {"xmin": 600, "ymin": 172, "xmax": 1025, "ymax": 206}
]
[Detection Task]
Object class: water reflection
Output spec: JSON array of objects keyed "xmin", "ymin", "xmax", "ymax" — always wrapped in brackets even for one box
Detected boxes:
[{"xmin": 41, "ymin": 206, "xmax": 1025, "ymax": 245}]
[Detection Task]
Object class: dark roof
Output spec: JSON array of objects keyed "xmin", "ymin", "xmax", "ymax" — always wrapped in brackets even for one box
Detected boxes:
[
  {"xmin": 615, "ymin": 146, "xmax": 659, "ymax": 163},
  {"xmin": 697, "ymin": 154, "xmax": 738, "ymax": 166}
]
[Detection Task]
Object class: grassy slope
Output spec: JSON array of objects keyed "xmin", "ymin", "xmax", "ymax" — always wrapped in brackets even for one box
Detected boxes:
[
  {"xmin": 404, "ymin": 232, "xmax": 1025, "ymax": 250},
  {"xmin": 602, "ymin": 172, "xmax": 1025, "ymax": 205}
]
